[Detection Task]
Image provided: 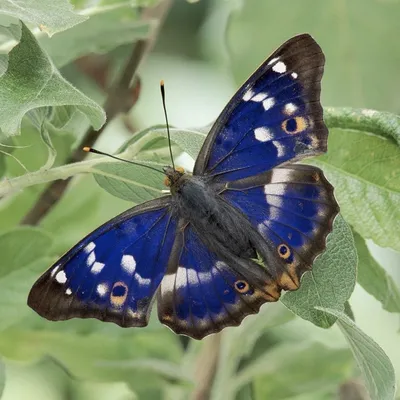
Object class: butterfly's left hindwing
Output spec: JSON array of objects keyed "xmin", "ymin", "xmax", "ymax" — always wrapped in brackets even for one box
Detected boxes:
[
  {"xmin": 194, "ymin": 34, "xmax": 327, "ymax": 181},
  {"xmin": 157, "ymin": 222, "xmax": 281, "ymax": 339},
  {"xmin": 28, "ymin": 197, "xmax": 177, "ymax": 327}
]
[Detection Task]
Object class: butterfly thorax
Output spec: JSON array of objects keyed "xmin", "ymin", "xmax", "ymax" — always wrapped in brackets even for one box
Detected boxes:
[{"xmin": 171, "ymin": 174, "xmax": 257, "ymax": 259}]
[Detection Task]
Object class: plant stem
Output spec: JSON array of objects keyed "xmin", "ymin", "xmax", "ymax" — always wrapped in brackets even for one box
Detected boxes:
[
  {"xmin": 20, "ymin": 0, "xmax": 172, "ymax": 225},
  {"xmin": 191, "ymin": 333, "xmax": 222, "ymax": 400}
]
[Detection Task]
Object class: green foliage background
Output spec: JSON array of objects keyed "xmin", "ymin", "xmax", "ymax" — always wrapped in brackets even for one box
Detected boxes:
[{"xmin": 0, "ymin": 0, "xmax": 399, "ymax": 399}]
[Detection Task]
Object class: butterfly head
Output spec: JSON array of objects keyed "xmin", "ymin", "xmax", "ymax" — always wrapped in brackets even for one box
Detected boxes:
[{"xmin": 163, "ymin": 166, "xmax": 185, "ymax": 189}]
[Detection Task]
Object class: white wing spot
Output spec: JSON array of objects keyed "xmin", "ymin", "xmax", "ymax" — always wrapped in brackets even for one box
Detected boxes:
[
  {"xmin": 91, "ymin": 262, "xmax": 105, "ymax": 274},
  {"xmin": 263, "ymin": 97, "xmax": 275, "ymax": 111},
  {"xmin": 96, "ymin": 283, "xmax": 108, "ymax": 297},
  {"xmin": 121, "ymin": 255, "xmax": 136, "ymax": 274},
  {"xmin": 254, "ymin": 127, "xmax": 273, "ymax": 142},
  {"xmin": 272, "ymin": 61, "xmax": 287, "ymax": 74},
  {"xmin": 291, "ymin": 72, "xmax": 298, "ymax": 79},
  {"xmin": 50, "ymin": 265, "xmax": 60, "ymax": 277},
  {"xmin": 242, "ymin": 88, "xmax": 254, "ymax": 101},
  {"xmin": 55, "ymin": 271, "xmax": 67, "ymax": 284},
  {"xmin": 268, "ymin": 57, "xmax": 279, "ymax": 65},
  {"xmin": 65, "ymin": 288, "xmax": 72, "ymax": 295},
  {"xmin": 135, "ymin": 273, "xmax": 151, "ymax": 286},
  {"xmin": 84, "ymin": 242, "xmax": 95, "ymax": 253},
  {"xmin": 284, "ymin": 103, "xmax": 297, "ymax": 115},
  {"xmin": 86, "ymin": 251, "xmax": 95, "ymax": 267},
  {"xmin": 272, "ymin": 140, "xmax": 285, "ymax": 157},
  {"xmin": 251, "ymin": 92, "xmax": 268, "ymax": 102}
]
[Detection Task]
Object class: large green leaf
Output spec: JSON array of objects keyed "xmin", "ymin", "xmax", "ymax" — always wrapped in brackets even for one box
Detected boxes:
[
  {"xmin": 0, "ymin": 357, "xmax": 4, "ymax": 398},
  {"xmin": 307, "ymin": 109, "xmax": 400, "ymax": 252},
  {"xmin": 2, "ymin": 357, "xmax": 137, "ymax": 400},
  {"xmin": 0, "ymin": 328, "xmax": 182, "ymax": 398},
  {"xmin": 0, "ymin": 227, "xmax": 53, "ymax": 330},
  {"xmin": 281, "ymin": 215, "xmax": 357, "ymax": 328},
  {"xmin": 318, "ymin": 307, "xmax": 396, "ymax": 400},
  {"xmin": 0, "ymin": 227, "xmax": 53, "ymax": 275},
  {"xmin": 0, "ymin": 22, "xmax": 105, "ymax": 136},
  {"xmin": 353, "ymin": 230, "xmax": 400, "ymax": 313},
  {"xmin": 240, "ymin": 343, "xmax": 353, "ymax": 400},
  {"xmin": 92, "ymin": 127, "xmax": 206, "ymax": 202},
  {"xmin": 40, "ymin": 5, "xmax": 151, "ymax": 68},
  {"xmin": 0, "ymin": 0, "xmax": 86, "ymax": 36},
  {"xmin": 227, "ymin": 0, "xmax": 400, "ymax": 113}
]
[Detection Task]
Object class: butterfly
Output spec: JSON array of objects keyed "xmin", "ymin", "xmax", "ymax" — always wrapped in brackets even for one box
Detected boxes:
[{"xmin": 28, "ymin": 34, "xmax": 339, "ymax": 340}]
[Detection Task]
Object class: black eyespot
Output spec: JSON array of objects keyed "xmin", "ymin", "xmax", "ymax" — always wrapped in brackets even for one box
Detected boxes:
[
  {"xmin": 277, "ymin": 244, "xmax": 291, "ymax": 260},
  {"xmin": 286, "ymin": 118, "xmax": 297, "ymax": 132},
  {"xmin": 282, "ymin": 116, "xmax": 308, "ymax": 134},
  {"xmin": 112, "ymin": 284, "xmax": 126, "ymax": 297},
  {"xmin": 235, "ymin": 280, "xmax": 251, "ymax": 294}
]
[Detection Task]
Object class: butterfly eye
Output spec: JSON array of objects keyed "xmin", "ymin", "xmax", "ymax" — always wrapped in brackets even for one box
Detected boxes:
[
  {"xmin": 282, "ymin": 116, "xmax": 308, "ymax": 135},
  {"xmin": 277, "ymin": 244, "xmax": 291, "ymax": 260},
  {"xmin": 176, "ymin": 166, "xmax": 185, "ymax": 174},
  {"xmin": 110, "ymin": 282, "xmax": 129, "ymax": 307},
  {"xmin": 234, "ymin": 280, "xmax": 252, "ymax": 294}
]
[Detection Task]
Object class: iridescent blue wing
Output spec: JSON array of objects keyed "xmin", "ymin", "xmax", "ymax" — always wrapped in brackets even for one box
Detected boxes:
[
  {"xmin": 157, "ymin": 222, "xmax": 280, "ymax": 339},
  {"xmin": 221, "ymin": 165, "xmax": 339, "ymax": 290},
  {"xmin": 28, "ymin": 197, "xmax": 177, "ymax": 327},
  {"xmin": 194, "ymin": 34, "xmax": 326, "ymax": 181}
]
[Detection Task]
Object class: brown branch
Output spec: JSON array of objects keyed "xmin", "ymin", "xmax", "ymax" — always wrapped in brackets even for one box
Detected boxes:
[
  {"xmin": 20, "ymin": 0, "xmax": 172, "ymax": 226},
  {"xmin": 191, "ymin": 333, "xmax": 222, "ymax": 400}
]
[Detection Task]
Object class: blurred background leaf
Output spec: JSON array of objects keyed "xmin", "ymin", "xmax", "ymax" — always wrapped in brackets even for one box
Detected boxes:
[
  {"xmin": 353, "ymin": 230, "xmax": 400, "ymax": 314},
  {"xmin": 0, "ymin": 0, "xmax": 86, "ymax": 36},
  {"xmin": 227, "ymin": 0, "xmax": 400, "ymax": 113}
]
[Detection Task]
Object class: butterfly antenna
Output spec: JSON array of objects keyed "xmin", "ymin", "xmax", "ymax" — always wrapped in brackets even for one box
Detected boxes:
[
  {"xmin": 83, "ymin": 147, "xmax": 165, "ymax": 175},
  {"xmin": 160, "ymin": 80, "xmax": 175, "ymax": 171}
]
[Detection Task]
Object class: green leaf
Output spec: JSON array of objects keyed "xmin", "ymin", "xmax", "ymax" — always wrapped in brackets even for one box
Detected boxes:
[
  {"xmin": 120, "ymin": 127, "xmax": 206, "ymax": 161},
  {"xmin": 0, "ymin": 131, "xmax": 14, "ymax": 178},
  {"xmin": 92, "ymin": 127, "xmax": 206, "ymax": 202},
  {"xmin": 236, "ymin": 342, "xmax": 353, "ymax": 400},
  {"xmin": 317, "ymin": 307, "xmax": 396, "ymax": 400},
  {"xmin": 0, "ymin": 0, "xmax": 87, "ymax": 36},
  {"xmin": 281, "ymin": 215, "xmax": 358, "ymax": 328},
  {"xmin": 2, "ymin": 357, "xmax": 137, "ymax": 400},
  {"xmin": 0, "ymin": 357, "xmax": 4, "ymax": 398},
  {"xmin": 0, "ymin": 227, "xmax": 53, "ymax": 330},
  {"xmin": 325, "ymin": 107, "xmax": 400, "ymax": 146},
  {"xmin": 40, "ymin": 5, "xmax": 151, "ymax": 68},
  {"xmin": 0, "ymin": 22, "xmax": 105, "ymax": 136},
  {"xmin": 92, "ymin": 162, "xmax": 164, "ymax": 203},
  {"xmin": 306, "ymin": 109, "xmax": 400, "ymax": 251},
  {"xmin": 0, "ymin": 227, "xmax": 53, "ymax": 276},
  {"xmin": 98, "ymin": 358, "xmax": 193, "ymax": 385},
  {"xmin": 0, "ymin": 328, "xmax": 182, "ymax": 398},
  {"xmin": 353, "ymin": 230, "xmax": 400, "ymax": 313},
  {"xmin": 227, "ymin": 0, "xmax": 400, "ymax": 113},
  {"xmin": 0, "ymin": 255, "xmax": 54, "ymax": 331}
]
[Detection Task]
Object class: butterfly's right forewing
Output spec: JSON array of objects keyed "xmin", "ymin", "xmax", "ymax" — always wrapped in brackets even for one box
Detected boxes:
[{"xmin": 28, "ymin": 196, "xmax": 177, "ymax": 328}]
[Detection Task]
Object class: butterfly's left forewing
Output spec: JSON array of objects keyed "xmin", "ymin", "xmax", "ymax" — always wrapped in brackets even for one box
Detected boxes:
[{"xmin": 28, "ymin": 197, "xmax": 177, "ymax": 327}]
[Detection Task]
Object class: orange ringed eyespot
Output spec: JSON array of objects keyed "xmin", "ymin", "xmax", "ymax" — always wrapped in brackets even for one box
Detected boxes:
[
  {"xmin": 235, "ymin": 280, "xmax": 250, "ymax": 293},
  {"xmin": 277, "ymin": 244, "xmax": 291, "ymax": 260},
  {"xmin": 282, "ymin": 116, "xmax": 308, "ymax": 134}
]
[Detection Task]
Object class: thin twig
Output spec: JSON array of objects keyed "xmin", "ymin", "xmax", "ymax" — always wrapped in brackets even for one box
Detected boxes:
[
  {"xmin": 20, "ymin": 0, "xmax": 172, "ymax": 225},
  {"xmin": 191, "ymin": 333, "xmax": 222, "ymax": 400}
]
